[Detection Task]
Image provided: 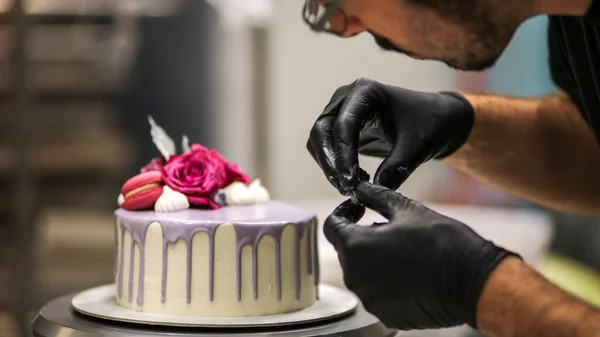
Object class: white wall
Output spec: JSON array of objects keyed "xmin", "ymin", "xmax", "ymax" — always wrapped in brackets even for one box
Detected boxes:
[
  {"xmin": 215, "ymin": 27, "xmax": 258, "ymax": 179},
  {"xmin": 265, "ymin": 1, "xmax": 458, "ymax": 202}
]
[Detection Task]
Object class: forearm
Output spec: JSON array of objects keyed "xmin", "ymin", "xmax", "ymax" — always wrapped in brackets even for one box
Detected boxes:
[
  {"xmin": 446, "ymin": 90, "xmax": 600, "ymax": 214},
  {"xmin": 478, "ymin": 257, "xmax": 600, "ymax": 337}
]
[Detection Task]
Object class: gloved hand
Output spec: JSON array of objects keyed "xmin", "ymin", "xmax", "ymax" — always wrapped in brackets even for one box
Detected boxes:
[
  {"xmin": 306, "ymin": 78, "xmax": 474, "ymax": 195},
  {"xmin": 324, "ymin": 182, "xmax": 518, "ymax": 330}
]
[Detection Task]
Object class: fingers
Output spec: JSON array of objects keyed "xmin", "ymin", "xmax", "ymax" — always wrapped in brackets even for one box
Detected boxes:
[
  {"xmin": 308, "ymin": 81, "xmax": 376, "ymax": 195},
  {"xmin": 358, "ymin": 168, "xmax": 371, "ymax": 182},
  {"xmin": 307, "ymin": 116, "xmax": 344, "ymax": 194},
  {"xmin": 323, "ymin": 199, "xmax": 366, "ymax": 248},
  {"xmin": 353, "ymin": 182, "xmax": 408, "ymax": 219},
  {"xmin": 358, "ymin": 126, "xmax": 392, "ymax": 158},
  {"xmin": 373, "ymin": 142, "xmax": 420, "ymax": 191},
  {"xmin": 333, "ymin": 79, "xmax": 381, "ymax": 193},
  {"xmin": 307, "ymin": 90, "xmax": 348, "ymax": 194}
]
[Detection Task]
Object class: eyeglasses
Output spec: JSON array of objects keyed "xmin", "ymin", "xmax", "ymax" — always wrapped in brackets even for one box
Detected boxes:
[{"xmin": 302, "ymin": 0, "xmax": 347, "ymax": 35}]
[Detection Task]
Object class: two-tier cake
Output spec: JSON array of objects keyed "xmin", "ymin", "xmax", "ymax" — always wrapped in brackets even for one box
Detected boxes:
[{"xmin": 113, "ymin": 117, "xmax": 319, "ymax": 317}]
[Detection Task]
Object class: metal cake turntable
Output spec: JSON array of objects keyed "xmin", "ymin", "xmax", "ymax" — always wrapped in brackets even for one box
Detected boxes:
[{"xmin": 32, "ymin": 284, "xmax": 398, "ymax": 337}]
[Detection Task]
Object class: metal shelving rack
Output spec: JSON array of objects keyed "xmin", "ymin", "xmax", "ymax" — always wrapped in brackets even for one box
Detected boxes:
[
  {"xmin": 0, "ymin": 1, "xmax": 181, "ymax": 336},
  {"xmin": 8, "ymin": 1, "xmax": 38, "ymax": 336}
]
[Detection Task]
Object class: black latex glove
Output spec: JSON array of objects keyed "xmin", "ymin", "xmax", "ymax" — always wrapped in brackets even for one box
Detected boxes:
[
  {"xmin": 324, "ymin": 182, "xmax": 518, "ymax": 330},
  {"xmin": 307, "ymin": 78, "xmax": 474, "ymax": 195}
]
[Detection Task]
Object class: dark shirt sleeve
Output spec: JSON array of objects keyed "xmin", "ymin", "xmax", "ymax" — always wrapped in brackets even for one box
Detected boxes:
[
  {"xmin": 547, "ymin": 19, "xmax": 587, "ymax": 119},
  {"xmin": 585, "ymin": 0, "xmax": 600, "ymax": 24},
  {"xmin": 546, "ymin": 2, "xmax": 600, "ymax": 144}
]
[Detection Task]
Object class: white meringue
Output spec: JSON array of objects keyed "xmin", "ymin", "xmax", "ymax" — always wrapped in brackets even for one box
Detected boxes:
[
  {"xmin": 154, "ymin": 185, "xmax": 190, "ymax": 212},
  {"xmin": 249, "ymin": 179, "xmax": 270, "ymax": 203},
  {"xmin": 221, "ymin": 179, "xmax": 271, "ymax": 206},
  {"xmin": 117, "ymin": 193, "xmax": 125, "ymax": 206},
  {"xmin": 222, "ymin": 182, "xmax": 256, "ymax": 205}
]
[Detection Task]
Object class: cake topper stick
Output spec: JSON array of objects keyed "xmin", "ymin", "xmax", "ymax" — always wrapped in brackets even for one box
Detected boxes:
[
  {"xmin": 182, "ymin": 134, "xmax": 191, "ymax": 153},
  {"xmin": 148, "ymin": 115, "xmax": 176, "ymax": 160}
]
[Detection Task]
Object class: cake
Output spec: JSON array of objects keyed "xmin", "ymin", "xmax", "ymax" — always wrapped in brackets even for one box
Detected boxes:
[{"xmin": 112, "ymin": 117, "xmax": 319, "ymax": 317}]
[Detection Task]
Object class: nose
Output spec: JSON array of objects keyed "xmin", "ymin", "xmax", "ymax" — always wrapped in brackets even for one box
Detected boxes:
[{"xmin": 340, "ymin": 15, "xmax": 367, "ymax": 38}]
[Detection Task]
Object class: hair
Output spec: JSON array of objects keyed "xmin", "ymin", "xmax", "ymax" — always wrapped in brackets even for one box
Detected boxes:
[{"xmin": 406, "ymin": 0, "xmax": 483, "ymax": 23}]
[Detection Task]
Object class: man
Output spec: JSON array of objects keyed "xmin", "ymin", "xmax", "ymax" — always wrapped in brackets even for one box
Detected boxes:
[{"xmin": 303, "ymin": 0, "xmax": 600, "ymax": 336}]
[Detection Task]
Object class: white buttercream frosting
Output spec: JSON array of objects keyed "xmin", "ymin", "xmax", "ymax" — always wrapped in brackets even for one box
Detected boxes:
[
  {"xmin": 154, "ymin": 185, "xmax": 190, "ymax": 212},
  {"xmin": 221, "ymin": 179, "xmax": 271, "ymax": 206},
  {"xmin": 118, "ymin": 193, "xmax": 125, "ymax": 206}
]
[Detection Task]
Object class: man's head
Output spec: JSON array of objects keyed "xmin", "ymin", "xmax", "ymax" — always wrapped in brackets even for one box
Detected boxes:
[{"xmin": 305, "ymin": 0, "xmax": 535, "ymax": 71}]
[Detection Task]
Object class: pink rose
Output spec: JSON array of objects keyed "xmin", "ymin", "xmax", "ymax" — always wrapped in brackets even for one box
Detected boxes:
[
  {"xmin": 141, "ymin": 156, "xmax": 166, "ymax": 173},
  {"xmin": 162, "ymin": 144, "xmax": 250, "ymax": 209}
]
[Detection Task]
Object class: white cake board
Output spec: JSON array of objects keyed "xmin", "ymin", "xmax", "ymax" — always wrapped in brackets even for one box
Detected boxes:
[{"xmin": 71, "ymin": 284, "xmax": 358, "ymax": 328}]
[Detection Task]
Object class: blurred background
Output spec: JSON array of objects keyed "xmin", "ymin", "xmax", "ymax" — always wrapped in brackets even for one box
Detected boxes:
[{"xmin": 1, "ymin": 0, "xmax": 599, "ymax": 336}]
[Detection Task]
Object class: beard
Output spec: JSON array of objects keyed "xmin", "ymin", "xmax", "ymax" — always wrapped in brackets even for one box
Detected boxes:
[
  {"xmin": 370, "ymin": 31, "xmax": 499, "ymax": 71},
  {"xmin": 371, "ymin": 0, "xmax": 513, "ymax": 71}
]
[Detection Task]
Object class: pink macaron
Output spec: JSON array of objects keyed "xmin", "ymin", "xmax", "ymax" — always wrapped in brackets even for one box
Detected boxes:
[{"xmin": 121, "ymin": 171, "xmax": 164, "ymax": 211}]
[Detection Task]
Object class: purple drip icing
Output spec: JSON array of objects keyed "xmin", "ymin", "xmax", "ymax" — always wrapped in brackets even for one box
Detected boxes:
[
  {"xmin": 186, "ymin": 243, "xmax": 193, "ymax": 304},
  {"xmin": 313, "ymin": 220, "xmax": 320, "ymax": 287},
  {"xmin": 307, "ymin": 223, "xmax": 313, "ymax": 275},
  {"xmin": 117, "ymin": 228, "xmax": 125, "ymax": 299},
  {"xmin": 137, "ymin": 244, "xmax": 146, "ymax": 306},
  {"xmin": 253, "ymin": 244, "xmax": 258, "ymax": 300},
  {"xmin": 275, "ymin": 240, "xmax": 281, "ymax": 301},
  {"xmin": 311, "ymin": 220, "xmax": 320, "ymax": 300},
  {"xmin": 119, "ymin": 220, "xmax": 151, "ymax": 307},
  {"xmin": 128, "ymin": 242, "xmax": 135, "ymax": 303},
  {"xmin": 208, "ymin": 234, "xmax": 215, "ymax": 302},
  {"xmin": 233, "ymin": 223, "xmax": 291, "ymax": 301},
  {"xmin": 161, "ymin": 242, "xmax": 169, "ymax": 303},
  {"xmin": 114, "ymin": 201, "xmax": 317, "ymax": 306},
  {"xmin": 159, "ymin": 222, "xmax": 217, "ymax": 304},
  {"xmin": 113, "ymin": 224, "xmax": 118, "ymax": 279},
  {"xmin": 294, "ymin": 224, "xmax": 305, "ymax": 300}
]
